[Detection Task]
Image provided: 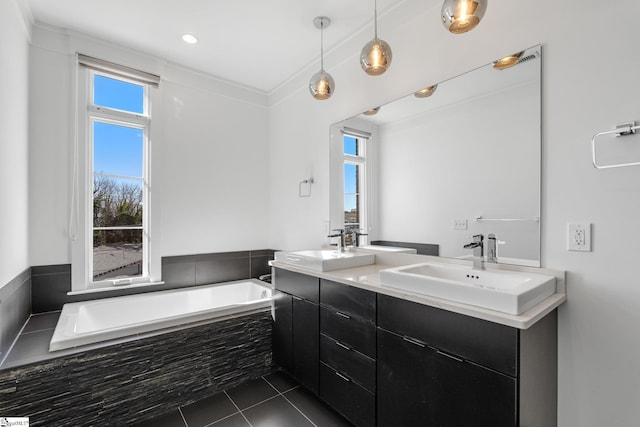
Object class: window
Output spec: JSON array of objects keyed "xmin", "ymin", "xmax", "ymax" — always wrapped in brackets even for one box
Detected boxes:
[
  {"xmin": 343, "ymin": 133, "xmax": 368, "ymax": 246},
  {"xmin": 72, "ymin": 55, "xmax": 161, "ymax": 291},
  {"xmin": 90, "ymin": 73, "xmax": 147, "ymax": 283}
]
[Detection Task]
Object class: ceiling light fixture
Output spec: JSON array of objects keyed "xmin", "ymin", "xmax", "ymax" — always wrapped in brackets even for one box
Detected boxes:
[
  {"xmin": 441, "ymin": 0, "xmax": 487, "ymax": 34},
  {"xmin": 493, "ymin": 51, "xmax": 524, "ymax": 70},
  {"xmin": 363, "ymin": 107, "xmax": 380, "ymax": 116},
  {"xmin": 360, "ymin": 0, "xmax": 392, "ymax": 76},
  {"xmin": 309, "ymin": 17, "xmax": 335, "ymax": 100},
  {"xmin": 182, "ymin": 34, "xmax": 198, "ymax": 44},
  {"xmin": 414, "ymin": 84, "xmax": 438, "ymax": 98}
]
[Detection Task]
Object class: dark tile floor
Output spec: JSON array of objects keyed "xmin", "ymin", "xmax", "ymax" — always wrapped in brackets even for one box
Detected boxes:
[{"xmin": 132, "ymin": 370, "xmax": 352, "ymax": 427}]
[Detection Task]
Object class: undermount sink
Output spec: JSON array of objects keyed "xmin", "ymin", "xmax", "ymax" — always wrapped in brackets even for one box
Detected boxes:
[
  {"xmin": 379, "ymin": 262, "xmax": 556, "ymax": 315},
  {"xmin": 274, "ymin": 249, "xmax": 375, "ymax": 272}
]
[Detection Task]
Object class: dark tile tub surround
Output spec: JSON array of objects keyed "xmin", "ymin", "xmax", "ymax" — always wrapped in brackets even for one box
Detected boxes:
[
  {"xmin": 163, "ymin": 249, "xmax": 275, "ymax": 287},
  {"xmin": 31, "ymin": 249, "xmax": 276, "ymax": 313},
  {"xmin": 370, "ymin": 240, "xmax": 440, "ymax": 256},
  {"xmin": 0, "ymin": 310, "xmax": 274, "ymax": 426},
  {"xmin": 0, "ymin": 268, "xmax": 31, "ymax": 361}
]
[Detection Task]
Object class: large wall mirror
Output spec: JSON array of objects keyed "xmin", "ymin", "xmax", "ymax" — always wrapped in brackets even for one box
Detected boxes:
[{"xmin": 330, "ymin": 45, "xmax": 541, "ymax": 267}]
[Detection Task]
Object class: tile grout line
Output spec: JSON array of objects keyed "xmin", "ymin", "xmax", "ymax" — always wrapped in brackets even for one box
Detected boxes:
[
  {"xmin": 224, "ymin": 390, "xmax": 254, "ymax": 427},
  {"xmin": 280, "ymin": 391, "xmax": 319, "ymax": 427},
  {"xmin": 178, "ymin": 407, "xmax": 189, "ymax": 427},
  {"xmin": 262, "ymin": 375, "xmax": 318, "ymax": 427}
]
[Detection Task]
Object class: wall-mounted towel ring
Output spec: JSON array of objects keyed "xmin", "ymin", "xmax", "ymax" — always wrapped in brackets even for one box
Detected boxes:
[
  {"xmin": 299, "ymin": 177, "xmax": 314, "ymax": 197},
  {"xmin": 591, "ymin": 121, "xmax": 640, "ymax": 169}
]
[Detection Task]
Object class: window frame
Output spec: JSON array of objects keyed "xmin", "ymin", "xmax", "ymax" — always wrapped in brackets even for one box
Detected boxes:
[
  {"xmin": 343, "ymin": 134, "xmax": 368, "ymax": 246},
  {"xmin": 72, "ymin": 63, "xmax": 161, "ymax": 292}
]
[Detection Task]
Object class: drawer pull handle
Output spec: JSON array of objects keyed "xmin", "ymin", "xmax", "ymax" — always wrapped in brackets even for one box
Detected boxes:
[
  {"xmin": 292, "ymin": 296, "xmax": 303, "ymax": 301},
  {"xmin": 335, "ymin": 371, "xmax": 351, "ymax": 382},
  {"xmin": 436, "ymin": 350, "xmax": 464, "ymax": 363},
  {"xmin": 335, "ymin": 341, "xmax": 352, "ymax": 351},
  {"xmin": 336, "ymin": 311, "xmax": 351, "ymax": 319},
  {"xmin": 403, "ymin": 336, "xmax": 426, "ymax": 348}
]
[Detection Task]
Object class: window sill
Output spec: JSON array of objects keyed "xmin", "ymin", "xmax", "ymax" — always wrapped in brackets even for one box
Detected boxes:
[{"xmin": 67, "ymin": 281, "xmax": 165, "ymax": 296}]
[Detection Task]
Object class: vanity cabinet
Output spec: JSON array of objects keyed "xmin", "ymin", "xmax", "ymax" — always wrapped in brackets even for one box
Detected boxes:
[
  {"xmin": 377, "ymin": 293, "xmax": 557, "ymax": 427},
  {"xmin": 319, "ymin": 279, "xmax": 376, "ymax": 427},
  {"xmin": 272, "ymin": 268, "xmax": 558, "ymax": 427},
  {"xmin": 272, "ymin": 268, "xmax": 319, "ymax": 393}
]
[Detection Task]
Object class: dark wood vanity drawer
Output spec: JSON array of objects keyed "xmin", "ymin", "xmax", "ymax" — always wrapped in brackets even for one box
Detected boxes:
[
  {"xmin": 273, "ymin": 268, "xmax": 319, "ymax": 303},
  {"xmin": 320, "ymin": 279, "xmax": 376, "ymax": 323},
  {"xmin": 320, "ymin": 307, "xmax": 376, "ymax": 359},
  {"xmin": 377, "ymin": 294, "xmax": 519, "ymax": 376},
  {"xmin": 320, "ymin": 362, "xmax": 375, "ymax": 427},
  {"xmin": 320, "ymin": 333, "xmax": 375, "ymax": 392}
]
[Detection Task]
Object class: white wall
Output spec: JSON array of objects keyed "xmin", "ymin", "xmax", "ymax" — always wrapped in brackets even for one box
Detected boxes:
[
  {"xmin": 269, "ymin": 0, "xmax": 640, "ymax": 425},
  {"xmin": 377, "ymin": 81, "xmax": 539, "ymax": 261},
  {"xmin": 29, "ymin": 25, "xmax": 270, "ymax": 267},
  {"xmin": 0, "ymin": 0, "xmax": 30, "ymax": 286}
]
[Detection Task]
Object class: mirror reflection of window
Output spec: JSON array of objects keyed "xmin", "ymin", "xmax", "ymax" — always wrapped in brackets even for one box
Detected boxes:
[{"xmin": 343, "ymin": 134, "xmax": 367, "ymax": 246}]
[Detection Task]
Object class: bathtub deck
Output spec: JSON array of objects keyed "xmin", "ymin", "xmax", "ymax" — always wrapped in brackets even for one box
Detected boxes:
[{"xmin": 0, "ymin": 311, "xmax": 62, "ymax": 369}]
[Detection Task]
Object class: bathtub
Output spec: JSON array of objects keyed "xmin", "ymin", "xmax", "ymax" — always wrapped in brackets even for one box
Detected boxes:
[{"xmin": 49, "ymin": 279, "xmax": 273, "ymax": 351}]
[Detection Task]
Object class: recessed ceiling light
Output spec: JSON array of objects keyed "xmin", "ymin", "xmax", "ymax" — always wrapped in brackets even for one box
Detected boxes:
[{"xmin": 182, "ymin": 34, "xmax": 198, "ymax": 44}]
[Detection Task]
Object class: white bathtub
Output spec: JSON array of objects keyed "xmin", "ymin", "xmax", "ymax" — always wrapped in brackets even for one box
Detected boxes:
[{"xmin": 49, "ymin": 279, "xmax": 273, "ymax": 351}]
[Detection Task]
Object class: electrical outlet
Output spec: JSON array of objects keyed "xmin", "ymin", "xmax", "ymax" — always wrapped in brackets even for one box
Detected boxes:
[
  {"xmin": 568, "ymin": 223, "xmax": 591, "ymax": 252},
  {"xmin": 453, "ymin": 219, "xmax": 467, "ymax": 230}
]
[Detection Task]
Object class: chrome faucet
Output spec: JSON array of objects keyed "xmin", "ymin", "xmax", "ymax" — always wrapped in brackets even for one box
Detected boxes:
[
  {"xmin": 328, "ymin": 229, "xmax": 346, "ymax": 252},
  {"xmin": 463, "ymin": 234, "xmax": 485, "ymax": 270},
  {"xmin": 486, "ymin": 233, "xmax": 498, "ymax": 263},
  {"xmin": 352, "ymin": 230, "xmax": 368, "ymax": 248}
]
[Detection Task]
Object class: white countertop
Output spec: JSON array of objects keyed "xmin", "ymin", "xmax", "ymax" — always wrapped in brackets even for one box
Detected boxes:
[{"xmin": 270, "ymin": 252, "xmax": 566, "ymax": 329}]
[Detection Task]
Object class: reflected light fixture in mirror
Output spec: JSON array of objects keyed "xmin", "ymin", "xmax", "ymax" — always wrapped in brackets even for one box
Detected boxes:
[
  {"xmin": 363, "ymin": 107, "xmax": 380, "ymax": 115},
  {"xmin": 493, "ymin": 51, "xmax": 524, "ymax": 70},
  {"xmin": 414, "ymin": 84, "xmax": 438, "ymax": 98},
  {"xmin": 360, "ymin": 0, "xmax": 392, "ymax": 76},
  {"xmin": 309, "ymin": 16, "xmax": 335, "ymax": 100},
  {"xmin": 441, "ymin": 0, "xmax": 487, "ymax": 34}
]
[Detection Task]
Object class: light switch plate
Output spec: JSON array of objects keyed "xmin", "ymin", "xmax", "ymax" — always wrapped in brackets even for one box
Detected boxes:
[
  {"xmin": 453, "ymin": 219, "xmax": 467, "ymax": 230},
  {"xmin": 568, "ymin": 223, "xmax": 591, "ymax": 251}
]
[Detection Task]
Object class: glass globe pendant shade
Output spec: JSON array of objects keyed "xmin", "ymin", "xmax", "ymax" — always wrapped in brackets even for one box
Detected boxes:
[
  {"xmin": 309, "ymin": 70, "xmax": 335, "ymax": 100},
  {"xmin": 360, "ymin": 38, "xmax": 392, "ymax": 76},
  {"xmin": 441, "ymin": 0, "xmax": 487, "ymax": 34},
  {"xmin": 493, "ymin": 51, "xmax": 524, "ymax": 70},
  {"xmin": 414, "ymin": 84, "xmax": 438, "ymax": 98}
]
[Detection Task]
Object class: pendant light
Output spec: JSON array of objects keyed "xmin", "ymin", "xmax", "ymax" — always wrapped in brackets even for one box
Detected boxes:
[
  {"xmin": 360, "ymin": 0, "xmax": 392, "ymax": 76},
  {"xmin": 441, "ymin": 0, "xmax": 487, "ymax": 34},
  {"xmin": 414, "ymin": 84, "xmax": 438, "ymax": 98},
  {"xmin": 309, "ymin": 16, "xmax": 335, "ymax": 100},
  {"xmin": 493, "ymin": 51, "xmax": 524, "ymax": 70}
]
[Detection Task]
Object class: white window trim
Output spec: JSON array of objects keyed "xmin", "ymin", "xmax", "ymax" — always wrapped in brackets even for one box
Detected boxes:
[
  {"xmin": 71, "ymin": 63, "xmax": 162, "ymax": 292},
  {"xmin": 343, "ymin": 137, "xmax": 368, "ymax": 243},
  {"xmin": 329, "ymin": 120, "xmax": 377, "ymax": 245}
]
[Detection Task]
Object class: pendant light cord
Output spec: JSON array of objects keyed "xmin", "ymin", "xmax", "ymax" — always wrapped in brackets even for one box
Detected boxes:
[
  {"xmin": 320, "ymin": 20, "xmax": 325, "ymax": 71},
  {"xmin": 374, "ymin": 0, "xmax": 378, "ymax": 39}
]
